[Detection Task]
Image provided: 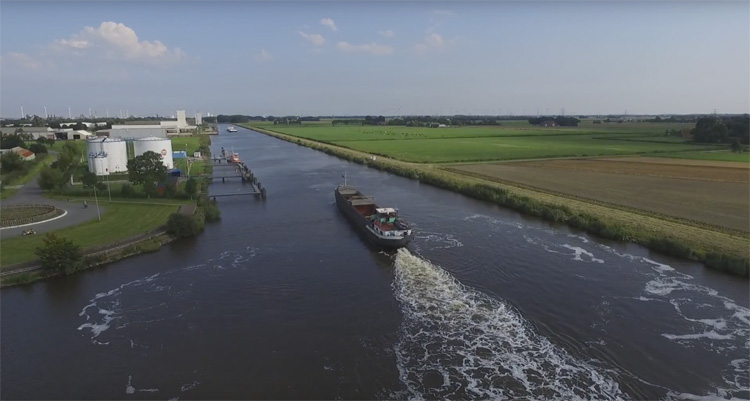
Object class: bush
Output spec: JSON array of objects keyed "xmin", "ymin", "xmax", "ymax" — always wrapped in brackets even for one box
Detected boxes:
[
  {"xmin": 120, "ymin": 183, "xmax": 134, "ymax": 197},
  {"xmin": 204, "ymin": 203, "xmax": 221, "ymax": 222},
  {"xmin": 166, "ymin": 212, "xmax": 202, "ymax": 238},
  {"xmin": 34, "ymin": 233, "xmax": 83, "ymax": 274},
  {"xmin": 28, "ymin": 143, "xmax": 48, "ymax": 154}
]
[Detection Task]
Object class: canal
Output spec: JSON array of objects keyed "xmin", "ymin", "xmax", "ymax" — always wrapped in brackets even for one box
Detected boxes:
[{"xmin": 2, "ymin": 125, "xmax": 747, "ymax": 400}]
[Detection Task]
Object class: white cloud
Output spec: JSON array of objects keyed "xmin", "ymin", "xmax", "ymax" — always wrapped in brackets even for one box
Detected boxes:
[
  {"xmin": 6, "ymin": 52, "xmax": 42, "ymax": 69},
  {"xmin": 337, "ymin": 41, "xmax": 393, "ymax": 56},
  {"xmin": 320, "ymin": 18, "xmax": 337, "ymax": 32},
  {"xmin": 298, "ymin": 31, "xmax": 325, "ymax": 46},
  {"xmin": 414, "ymin": 33, "xmax": 445, "ymax": 55},
  {"xmin": 255, "ymin": 49, "xmax": 274, "ymax": 62},
  {"xmin": 378, "ymin": 30, "xmax": 395, "ymax": 38},
  {"xmin": 52, "ymin": 21, "xmax": 184, "ymax": 64}
]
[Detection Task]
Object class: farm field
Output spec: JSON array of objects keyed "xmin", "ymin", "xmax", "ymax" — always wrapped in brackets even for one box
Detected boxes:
[
  {"xmin": 652, "ymin": 150, "xmax": 749, "ymax": 163},
  {"xmin": 259, "ymin": 123, "xmax": 718, "ymax": 163},
  {"xmin": 446, "ymin": 158, "xmax": 749, "ymax": 232}
]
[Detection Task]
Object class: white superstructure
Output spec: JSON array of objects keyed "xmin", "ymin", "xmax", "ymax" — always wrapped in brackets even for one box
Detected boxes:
[
  {"xmin": 133, "ymin": 137, "xmax": 173, "ymax": 169},
  {"xmin": 86, "ymin": 137, "xmax": 128, "ymax": 175}
]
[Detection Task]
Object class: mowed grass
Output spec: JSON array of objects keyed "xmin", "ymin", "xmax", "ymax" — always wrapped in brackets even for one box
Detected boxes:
[
  {"xmin": 654, "ymin": 150, "xmax": 750, "ymax": 163},
  {"xmin": 0, "ymin": 202, "xmax": 179, "ymax": 267},
  {"xmin": 335, "ymin": 136, "xmax": 718, "ymax": 163},
  {"xmin": 258, "ymin": 123, "xmax": 714, "ymax": 163}
]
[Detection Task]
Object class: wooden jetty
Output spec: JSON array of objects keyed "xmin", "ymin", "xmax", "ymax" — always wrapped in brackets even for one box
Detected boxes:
[{"xmin": 207, "ymin": 148, "xmax": 267, "ymax": 199}]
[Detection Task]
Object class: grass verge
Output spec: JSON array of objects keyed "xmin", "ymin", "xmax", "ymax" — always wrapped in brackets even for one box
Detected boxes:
[{"xmin": 0, "ymin": 202, "xmax": 180, "ymax": 267}]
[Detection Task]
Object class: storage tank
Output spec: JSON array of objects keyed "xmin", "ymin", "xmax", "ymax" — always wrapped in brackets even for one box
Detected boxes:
[
  {"xmin": 133, "ymin": 137, "xmax": 173, "ymax": 169},
  {"xmin": 87, "ymin": 138, "xmax": 128, "ymax": 174},
  {"xmin": 89, "ymin": 154, "xmax": 109, "ymax": 176},
  {"xmin": 101, "ymin": 138, "xmax": 128, "ymax": 173}
]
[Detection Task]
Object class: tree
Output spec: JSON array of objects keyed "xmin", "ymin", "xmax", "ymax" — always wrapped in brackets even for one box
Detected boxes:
[
  {"xmin": 184, "ymin": 177, "xmax": 198, "ymax": 199},
  {"xmin": 731, "ymin": 138, "xmax": 742, "ymax": 153},
  {"xmin": 0, "ymin": 133, "xmax": 25, "ymax": 149},
  {"xmin": 127, "ymin": 151, "xmax": 167, "ymax": 198},
  {"xmin": 0, "ymin": 151, "xmax": 24, "ymax": 173},
  {"xmin": 166, "ymin": 212, "xmax": 202, "ymax": 238},
  {"xmin": 28, "ymin": 143, "xmax": 48, "ymax": 154},
  {"xmin": 34, "ymin": 233, "xmax": 83, "ymax": 274},
  {"xmin": 38, "ymin": 165, "xmax": 64, "ymax": 192},
  {"xmin": 81, "ymin": 171, "xmax": 98, "ymax": 192}
]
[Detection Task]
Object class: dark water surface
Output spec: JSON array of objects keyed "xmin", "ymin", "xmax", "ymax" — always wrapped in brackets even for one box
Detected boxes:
[{"xmin": 2, "ymin": 125, "xmax": 748, "ymax": 400}]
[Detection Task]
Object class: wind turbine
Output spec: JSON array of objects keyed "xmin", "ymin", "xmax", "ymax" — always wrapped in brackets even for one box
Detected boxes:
[
  {"xmin": 44, "ymin": 106, "xmax": 48, "ymax": 119},
  {"xmin": 68, "ymin": 107, "xmax": 72, "ymax": 119},
  {"xmin": 20, "ymin": 106, "xmax": 24, "ymax": 119}
]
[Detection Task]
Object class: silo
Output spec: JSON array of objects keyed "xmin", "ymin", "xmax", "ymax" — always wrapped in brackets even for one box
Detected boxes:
[
  {"xmin": 100, "ymin": 138, "xmax": 128, "ymax": 173},
  {"xmin": 90, "ymin": 154, "xmax": 109, "ymax": 176},
  {"xmin": 133, "ymin": 137, "xmax": 174, "ymax": 169}
]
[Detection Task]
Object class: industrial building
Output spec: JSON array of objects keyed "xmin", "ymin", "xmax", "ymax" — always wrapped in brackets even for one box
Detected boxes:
[{"xmin": 108, "ymin": 110, "xmax": 197, "ymax": 138}]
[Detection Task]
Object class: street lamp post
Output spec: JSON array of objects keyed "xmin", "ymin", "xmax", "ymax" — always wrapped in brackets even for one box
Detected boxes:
[{"xmin": 93, "ymin": 184, "xmax": 101, "ymax": 221}]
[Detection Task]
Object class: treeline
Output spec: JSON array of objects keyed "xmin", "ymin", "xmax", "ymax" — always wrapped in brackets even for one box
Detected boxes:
[
  {"xmin": 691, "ymin": 115, "xmax": 749, "ymax": 145},
  {"xmin": 528, "ymin": 116, "xmax": 581, "ymax": 127},
  {"xmin": 215, "ymin": 115, "xmax": 321, "ymax": 124}
]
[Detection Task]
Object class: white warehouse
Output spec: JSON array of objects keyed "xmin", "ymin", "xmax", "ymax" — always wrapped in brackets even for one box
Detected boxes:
[
  {"xmin": 86, "ymin": 137, "xmax": 128, "ymax": 176},
  {"xmin": 133, "ymin": 137, "xmax": 174, "ymax": 169},
  {"xmin": 105, "ymin": 126, "xmax": 168, "ymax": 139}
]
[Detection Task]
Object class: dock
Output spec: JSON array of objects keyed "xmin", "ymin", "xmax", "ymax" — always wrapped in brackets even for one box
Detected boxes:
[{"xmin": 206, "ymin": 148, "xmax": 267, "ymax": 200}]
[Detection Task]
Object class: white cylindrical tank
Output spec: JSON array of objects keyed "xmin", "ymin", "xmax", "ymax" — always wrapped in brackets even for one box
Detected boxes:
[
  {"xmin": 87, "ymin": 138, "xmax": 128, "ymax": 174},
  {"xmin": 89, "ymin": 154, "xmax": 109, "ymax": 176},
  {"xmin": 133, "ymin": 137, "xmax": 173, "ymax": 169},
  {"xmin": 101, "ymin": 138, "xmax": 127, "ymax": 173}
]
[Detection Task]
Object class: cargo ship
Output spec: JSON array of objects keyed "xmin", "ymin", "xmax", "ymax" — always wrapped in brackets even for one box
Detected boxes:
[{"xmin": 334, "ymin": 180, "xmax": 414, "ymax": 249}]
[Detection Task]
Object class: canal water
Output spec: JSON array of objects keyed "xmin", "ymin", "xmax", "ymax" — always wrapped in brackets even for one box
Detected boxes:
[{"xmin": 2, "ymin": 125, "xmax": 748, "ymax": 400}]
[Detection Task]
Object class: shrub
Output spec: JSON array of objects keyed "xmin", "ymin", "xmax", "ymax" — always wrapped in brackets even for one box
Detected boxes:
[
  {"xmin": 28, "ymin": 143, "xmax": 48, "ymax": 154},
  {"xmin": 34, "ymin": 233, "xmax": 83, "ymax": 274},
  {"xmin": 120, "ymin": 183, "xmax": 134, "ymax": 197},
  {"xmin": 166, "ymin": 212, "xmax": 202, "ymax": 238},
  {"xmin": 204, "ymin": 203, "xmax": 221, "ymax": 222}
]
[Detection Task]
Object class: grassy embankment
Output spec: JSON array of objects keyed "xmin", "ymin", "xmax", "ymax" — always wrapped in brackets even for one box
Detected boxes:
[{"xmin": 242, "ymin": 123, "xmax": 748, "ymax": 276}]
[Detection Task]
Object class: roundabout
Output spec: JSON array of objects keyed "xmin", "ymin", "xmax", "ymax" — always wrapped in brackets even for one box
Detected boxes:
[{"xmin": 1, "ymin": 204, "xmax": 68, "ymax": 229}]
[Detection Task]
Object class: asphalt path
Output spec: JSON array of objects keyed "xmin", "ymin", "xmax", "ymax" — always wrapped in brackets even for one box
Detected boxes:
[{"xmin": 1, "ymin": 175, "xmax": 105, "ymax": 238}]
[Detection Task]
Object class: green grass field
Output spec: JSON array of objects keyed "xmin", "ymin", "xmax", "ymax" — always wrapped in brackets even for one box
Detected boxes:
[
  {"xmin": 253, "ymin": 123, "xmax": 721, "ymax": 163},
  {"xmin": 0, "ymin": 202, "xmax": 180, "ymax": 267}
]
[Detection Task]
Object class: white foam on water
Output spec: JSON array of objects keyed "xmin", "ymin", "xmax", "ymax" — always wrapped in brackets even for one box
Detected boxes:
[
  {"xmin": 125, "ymin": 375, "xmax": 159, "ymax": 394},
  {"xmin": 592, "ymin": 245, "xmax": 750, "ymax": 398},
  {"xmin": 181, "ymin": 381, "xmax": 200, "ymax": 392},
  {"xmin": 415, "ymin": 231, "xmax": 463, "ymax": 250},
  {"xmin": 563, "ymin": 244, "xmax": 605, "ymax": 263},
  {"xmin": 662, "ymin": 331, "xmax": 734, "ymax": 341},
  {"xmin": 392, "ymin": 249, "xmax": 626, "ymax": 400}
]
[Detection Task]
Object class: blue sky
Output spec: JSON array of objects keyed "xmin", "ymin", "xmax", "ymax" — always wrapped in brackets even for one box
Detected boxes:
[{"xmin": 1, "ymin": 1, "xmax": 748, "ymax": 118}]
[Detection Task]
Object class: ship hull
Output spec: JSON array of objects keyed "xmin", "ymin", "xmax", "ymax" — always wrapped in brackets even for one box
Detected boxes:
[{"xmin": 335, "ymin": 187, "xmax": 414, "ymax": 249}]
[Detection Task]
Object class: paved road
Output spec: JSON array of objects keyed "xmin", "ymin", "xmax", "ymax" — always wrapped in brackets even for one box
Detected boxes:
[{"xmin": 1, "ymin": 175, "xmax": 105, "ymax": 238}]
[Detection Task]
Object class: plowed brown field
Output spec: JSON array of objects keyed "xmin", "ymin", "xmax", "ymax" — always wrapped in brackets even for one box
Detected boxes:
[{"xmin": 446, "ymin": 157, "xmax": 749, "ymax": 232}]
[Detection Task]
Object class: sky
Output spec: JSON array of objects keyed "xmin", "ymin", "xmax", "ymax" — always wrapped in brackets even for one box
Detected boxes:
[{"xmin": 1, "ymin": 1, "xmax": 748, "ymax": 118}]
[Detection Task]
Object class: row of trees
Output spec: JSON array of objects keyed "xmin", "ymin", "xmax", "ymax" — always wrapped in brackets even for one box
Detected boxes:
[
  {"xmin": 528, "ymin": 116, "xmax": 581, "ymax": 127},
  {"xmin": 691, "ymin": 115, "xmax": 749, "ymax": 145}
]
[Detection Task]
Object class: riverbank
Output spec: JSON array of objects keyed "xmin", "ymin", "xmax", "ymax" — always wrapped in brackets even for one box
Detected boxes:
[{"xmin": 244, "ymin": 124, "xmax": 749, "ymax": 277}]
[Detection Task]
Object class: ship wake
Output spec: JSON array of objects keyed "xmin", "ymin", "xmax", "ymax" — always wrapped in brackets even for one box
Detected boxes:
[{"xmin": 392, "ymin": 248, "xmax": 626, "ymax": 400}]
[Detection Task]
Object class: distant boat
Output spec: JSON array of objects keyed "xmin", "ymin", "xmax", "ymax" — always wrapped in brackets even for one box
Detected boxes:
[
  {"xmin": 226, "ymin": 126, "xmax": 238, "ymax": 132},
  {"xmin": 334, "ymin": 179, "xmax": 414, "ymax": 249},
  {"xmin": 229, "ymin": 153, "xmax": 241, "ymax": 163}
]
